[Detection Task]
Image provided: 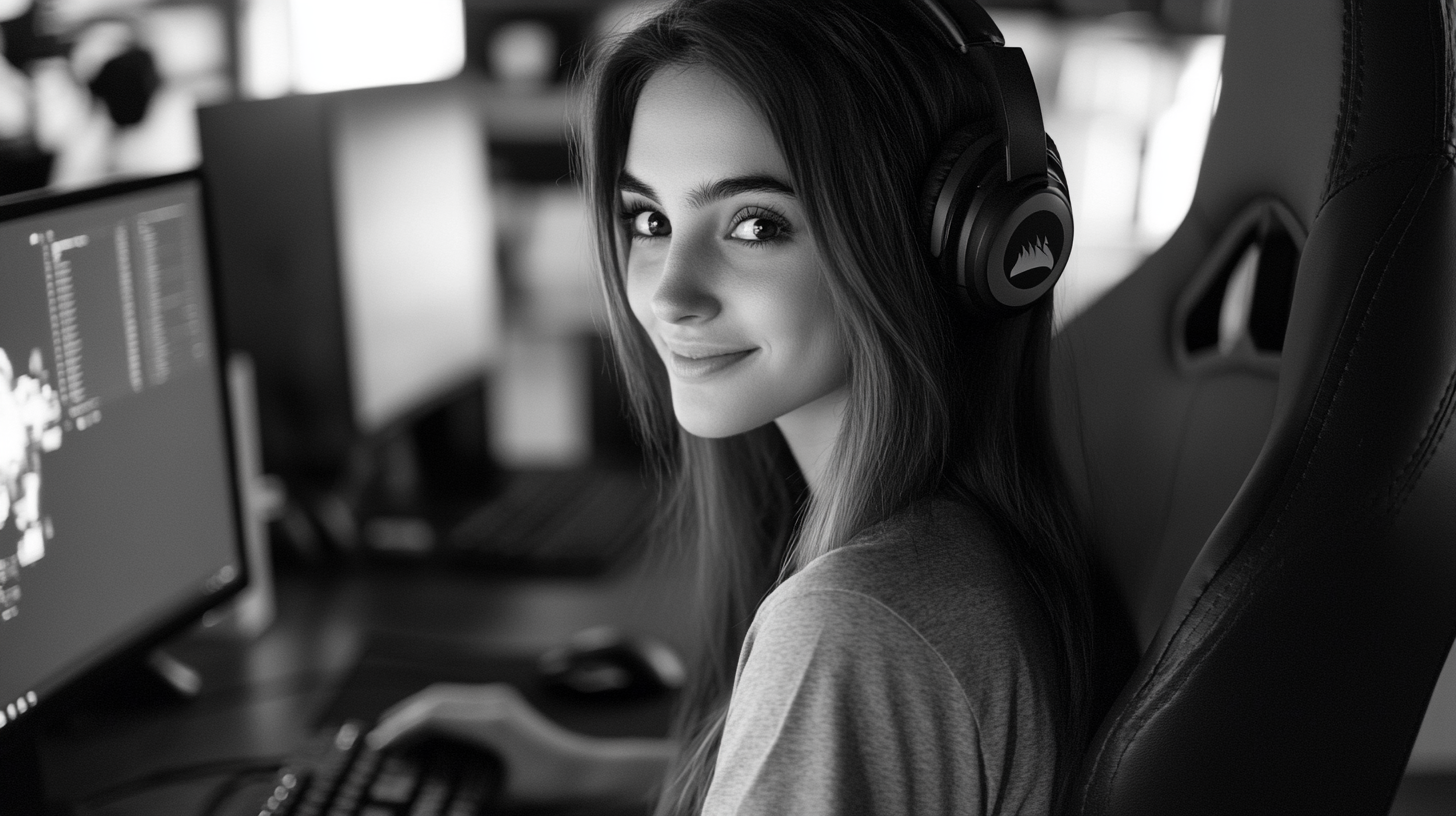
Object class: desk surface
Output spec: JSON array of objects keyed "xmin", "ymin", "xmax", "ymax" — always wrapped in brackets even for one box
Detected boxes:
[
  {"xmin": 38, "ymin": 552, "xmax": 699, "ymax": 816},
  {"xmin": 35, "ymin": 551, "xmax": 1456, "ymax": 816}
]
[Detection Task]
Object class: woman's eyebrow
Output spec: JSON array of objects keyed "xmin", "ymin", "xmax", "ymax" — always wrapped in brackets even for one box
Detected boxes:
[
  {"xmin": 618, "ymin": 171, "xmax": 658, "ymax": 201},
  {"xmin": 686, "ymin": 174, "xmax": 796, "ymax": 208},
  {"xmin": 617, "ymin": 171, "xmax": 796, "ymax": 208}
]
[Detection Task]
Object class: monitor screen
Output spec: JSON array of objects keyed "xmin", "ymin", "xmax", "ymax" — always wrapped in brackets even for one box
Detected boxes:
[
  {"xmin": 330, "ymin": 82, "xmax": 499, "ymax": 434},
  {"xmin": 0, "ymin": 174, "xmax": 244, "ymax": 731}
]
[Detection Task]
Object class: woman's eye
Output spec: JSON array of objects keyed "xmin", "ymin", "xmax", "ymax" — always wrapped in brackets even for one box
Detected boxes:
[
  {"xmin": 630, "ymin": 209, "xmax": 671, "ymax": 238},
  {"xmin": 729, "ymin": 216, "xmax": 784, "ymax": 242}
]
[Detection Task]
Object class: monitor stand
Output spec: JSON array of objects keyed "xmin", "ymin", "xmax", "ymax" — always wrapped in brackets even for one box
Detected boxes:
[{"xmin": 47, "ymin": 649, "xmax": 205, "ymax": 740}]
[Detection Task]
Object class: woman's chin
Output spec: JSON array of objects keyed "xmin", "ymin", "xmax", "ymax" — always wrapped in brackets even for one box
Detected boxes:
[
  {"xmin": 675, "ymin": 413, "xmax": 751, "ymax": 440},
  {"xmin": 670, "ymin": 396, "xmax": 764, "ymax": 440}
]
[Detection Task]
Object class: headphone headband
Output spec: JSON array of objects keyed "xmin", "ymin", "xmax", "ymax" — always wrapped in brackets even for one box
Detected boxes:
[
  {"xmin": 908, "ymin": 0, "xmax": 1047, "ymax": 183},
  {"xmin": 907, "ymin": 0, "xmax": 1005, "ymax": 48}
]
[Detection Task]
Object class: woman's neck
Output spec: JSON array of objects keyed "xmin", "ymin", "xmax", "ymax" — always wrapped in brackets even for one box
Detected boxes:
[{"xmin": 774, "ymin": 386, "xmax": 848, "ymax": 497}]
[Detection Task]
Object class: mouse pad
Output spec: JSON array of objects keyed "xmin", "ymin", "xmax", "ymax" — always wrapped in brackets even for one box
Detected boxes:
[{"xmin": 316, "ymin": 630, "xmax": 677, "ymax": 740}]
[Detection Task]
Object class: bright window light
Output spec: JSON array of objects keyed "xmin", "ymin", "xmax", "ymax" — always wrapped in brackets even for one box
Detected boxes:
[
  {"xmin": 240, "ymin": 0, "xmax": 293, "ymax": 99},
  {"xmin": 244, "ymin": 0, "xmax": 464, "ymax": 97},
  {"xmin": 1137, "ymin": 36, "xmax": 1224, "ymax": 244},
  {"xmin": 291, "ymin": 0, "xmax": 464, "ymax": 93}
]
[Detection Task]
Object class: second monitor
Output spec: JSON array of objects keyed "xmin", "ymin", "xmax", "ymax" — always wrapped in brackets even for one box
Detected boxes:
[{"xmin": 199, "ymin": 79, "xmax": 501, "ymax": 535}]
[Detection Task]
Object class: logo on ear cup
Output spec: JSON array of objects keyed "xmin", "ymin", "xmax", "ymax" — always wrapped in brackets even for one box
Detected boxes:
[
  {"xmin": 1009, "ymin": 236, "xmax": 1055, "ymax": 284},
  {"xmin": 1002, "ymin": 210, "xmax": 1065, "ymax": 290}
]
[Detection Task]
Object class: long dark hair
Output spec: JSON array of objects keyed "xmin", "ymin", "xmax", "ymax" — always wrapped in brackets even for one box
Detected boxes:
[{"xmin": 577, "ymin": 1, "xmax": 1100, "ymax": 812}]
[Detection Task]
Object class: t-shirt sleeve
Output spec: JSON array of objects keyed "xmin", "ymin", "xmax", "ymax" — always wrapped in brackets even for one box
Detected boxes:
[{"xmin": 700, "ymin": 587, "xmax": 993, "ymax": 816}]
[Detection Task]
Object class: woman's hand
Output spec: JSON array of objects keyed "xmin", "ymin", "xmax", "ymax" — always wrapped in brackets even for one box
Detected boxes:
[
  {"xmin": 368, "ymin": 683, "xmax": 595, "ymax": 805},
  {"xmin": 368, "ymin": 682, "xmax": 675, "ymax": 806}
]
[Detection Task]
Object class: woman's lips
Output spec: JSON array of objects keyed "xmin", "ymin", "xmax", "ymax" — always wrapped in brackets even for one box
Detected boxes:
[{"xmin": 666, "ymin": 348, "xmax": 756, "ymax": 379}]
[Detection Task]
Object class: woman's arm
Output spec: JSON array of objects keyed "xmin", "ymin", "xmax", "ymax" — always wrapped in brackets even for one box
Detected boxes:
[
  {"xmin": 369, "ymin": 682, "xmax": 676, "ymax": 806},
  {"xmin": 572, "ymin": 731, "xmax": 680, "ymax": 803}
]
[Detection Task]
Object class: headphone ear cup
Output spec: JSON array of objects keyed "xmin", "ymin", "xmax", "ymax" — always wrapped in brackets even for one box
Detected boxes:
[
  {"xmin": 921, "ymin": 121, "xmax": 998, "ymax": 267},
  {"xmin": 924, "ymin": 128, "xmax": 1074, "ymax": 316}
]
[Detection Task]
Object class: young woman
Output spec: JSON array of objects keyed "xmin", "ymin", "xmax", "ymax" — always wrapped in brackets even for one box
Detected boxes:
[{"xmin": 372, "ymin": 1, "xmax": 1124, "ymax": 812}]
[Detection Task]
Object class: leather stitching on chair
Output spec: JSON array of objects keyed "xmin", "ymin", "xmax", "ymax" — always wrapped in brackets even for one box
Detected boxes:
[
  {"xmin": 1375, "ymin": 158, "xmax": 1456, "ymax": 519},
  {"xmin": 1385, "ymin": 362, "xmax": 1456, "ymax": 519},
  {"xmin": 1321, "ymin": 2, "xmax": 1456, "ymax": 198},
  {"xmin": 1430, "ymin": 0, "xmax": 1452, "ymax": 145},
  {"xmin": 1440, "ymin": 0, "xmax": 1455, "ymax": 144},
  {"xmin": 1266, "ymin": 166, "xmax": 1437, "ymax": 539},
  {"xmin": 1326, "ymin": 0, "xmax": 1362, "ymax": 200},
  {"xmin": 1325, "ymin": 152, "xmax": 1455, "ymax": 207}
]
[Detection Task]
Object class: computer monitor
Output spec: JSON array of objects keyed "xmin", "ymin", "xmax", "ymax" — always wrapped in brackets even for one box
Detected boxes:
[
  {"xmin": 198, "ymin": 79, "xmax": 501, "ymax": 507},
  {"xmin": 0, "ymin": 172, "xmax": 247, "ymax": 810}
]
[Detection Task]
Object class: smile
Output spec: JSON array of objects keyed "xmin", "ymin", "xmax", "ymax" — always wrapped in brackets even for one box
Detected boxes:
[{"xmin": 666, "ymin": 348, "xmax": 756, "ymax": 379}]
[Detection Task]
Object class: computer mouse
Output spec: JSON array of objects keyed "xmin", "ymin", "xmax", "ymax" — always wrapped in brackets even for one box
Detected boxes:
[{"xmin": 537, "ymin": 626, "xmax": 687, "ymax": 698}]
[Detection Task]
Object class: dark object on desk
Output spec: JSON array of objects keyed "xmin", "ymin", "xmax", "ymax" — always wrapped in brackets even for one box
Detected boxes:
[
  {"xmin": 537, "ymin": 626, "xmax": 687, "ymax": 699},
  {"xmin": 435, "ymin": 468, "xmax": 654, "ymax": 576},
  {"xmin": 318, "ymin": 632, "xmax": 676, "ymax": 742},
  {"xmin": 255, "ymin": 720, "xmax": 502, "ymax": 816}
]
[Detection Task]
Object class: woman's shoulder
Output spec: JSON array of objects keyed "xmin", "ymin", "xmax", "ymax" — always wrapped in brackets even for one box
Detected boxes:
[
  {"xmin": 762, "ymin": 497, "xmax": 1056, "ymax": 676},
  {"xmin": 779, "ymin": 498, "xmax": 1026, "ymax": 612}
]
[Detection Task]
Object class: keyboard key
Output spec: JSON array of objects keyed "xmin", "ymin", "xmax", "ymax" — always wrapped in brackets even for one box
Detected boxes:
[
  {"xmin": 256, "ymin": 721, "xmax": 503, "ymax": 816},
  {"xmin": 368, "ymin": 755, "xmax": 421, "ymax": 803}
]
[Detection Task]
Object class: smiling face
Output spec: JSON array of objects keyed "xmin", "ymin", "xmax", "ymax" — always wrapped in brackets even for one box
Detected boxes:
[{"xmin": 621, "ymin": 65, "xmax": 849, "ymax": 441}]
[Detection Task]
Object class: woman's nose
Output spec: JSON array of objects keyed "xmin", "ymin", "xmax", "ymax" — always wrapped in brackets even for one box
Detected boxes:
[{"xmin": 650, "ymin": 238, "xmax": 720, "ymax": 324}]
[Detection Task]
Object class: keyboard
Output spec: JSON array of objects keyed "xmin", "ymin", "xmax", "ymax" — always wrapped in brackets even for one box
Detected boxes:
[
  {"xmin": 354, "ymin": 467, "xmax": 654, "ymax": 575},
  {"xmin": 255, "ymin": 721, "xmax": 502, "ymax": 816}
]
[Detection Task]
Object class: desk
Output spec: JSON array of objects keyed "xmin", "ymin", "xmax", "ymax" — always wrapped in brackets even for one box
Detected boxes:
[
  {"xmin": 37, "ymin": 552, "xmax": 698, "ymax": 816},
  {"xmin": 41, "ymin": 553, "xmax": 1456, "ymax": 816}
]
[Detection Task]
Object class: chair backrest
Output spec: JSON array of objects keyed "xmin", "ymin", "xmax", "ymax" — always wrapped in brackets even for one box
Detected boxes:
[{"xmin": 1051, "ymin": 0, "xmax": 1456, "ymax": 812}]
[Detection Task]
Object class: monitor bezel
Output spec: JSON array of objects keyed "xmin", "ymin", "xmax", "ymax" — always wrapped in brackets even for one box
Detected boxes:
[{"xmin": 0, "ymin": 169, "xmax": 251, "ymax": 730}]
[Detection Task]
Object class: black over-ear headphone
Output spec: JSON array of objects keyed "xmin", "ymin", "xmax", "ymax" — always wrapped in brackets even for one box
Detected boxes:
[{"xmin": 910, "ymin": 0, "xmax": 1073, "ymax": 315}]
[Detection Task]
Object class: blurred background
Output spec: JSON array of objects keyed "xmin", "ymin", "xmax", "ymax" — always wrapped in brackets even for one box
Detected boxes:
[
  {"xmin": 0, "ymin": 0, "xmax": 1225, "ymax": 330},
  {"xmin": 0, "ymin": 0, "xmax": 1451, "ymax": 786}
]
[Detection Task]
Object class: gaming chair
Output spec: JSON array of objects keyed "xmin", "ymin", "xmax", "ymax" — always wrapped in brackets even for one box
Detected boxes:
[{"xmin": 1051, "ymin": 0, "xmax": 1456, "ymax": 812}]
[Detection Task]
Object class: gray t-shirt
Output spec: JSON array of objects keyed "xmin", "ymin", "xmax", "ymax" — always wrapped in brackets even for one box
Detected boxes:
[{"xmin": 702, "ymin": 499, "xmax": 1059, "ymax": 815}]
